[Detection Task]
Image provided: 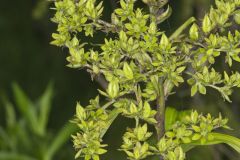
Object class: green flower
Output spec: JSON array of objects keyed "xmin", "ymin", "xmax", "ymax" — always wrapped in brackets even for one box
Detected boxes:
[
  {"xmin": 166, "ymin": 125, "xmax": 192, "ymax": 144},
  {"xmin": 192, "ymin": 122, "xmax": 214, "ymax": 144}
]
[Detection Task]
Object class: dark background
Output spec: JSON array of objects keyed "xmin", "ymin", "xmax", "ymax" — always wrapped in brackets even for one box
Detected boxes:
[{"xmin": 0, "ymin": 0, "xmax": 239, "ymax": 159}]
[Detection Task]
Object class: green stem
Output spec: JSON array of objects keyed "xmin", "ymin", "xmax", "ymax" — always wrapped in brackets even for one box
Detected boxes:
[
  {"xmin": 102, "ymin": 100, "xmax": 115, "ymax": 110},
  {"xmin": 135, "ymin": 117, "xmax": 139, "ymax": 128},
  {"xmin": 169, "ymin": 17, "xmax": 196, "ymax": 40},
  {"xmin": 155, "ymin": 80, "xmax": 166, "ymax": 140}
]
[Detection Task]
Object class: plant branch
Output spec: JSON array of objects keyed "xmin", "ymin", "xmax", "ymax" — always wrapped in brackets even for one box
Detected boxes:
[
  {"xmin": 96, "ymin": 19, "xmax": 119, "ymax": 33},
  {"xmin": 94, "ymin": 73, "xmax": 108, "ymax": 90}
]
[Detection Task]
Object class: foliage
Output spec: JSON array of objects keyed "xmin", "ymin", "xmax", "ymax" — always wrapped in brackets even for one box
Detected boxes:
[
  {"xmin": 51, "ymin": 0, "xmax": 240, "ymax": 159},
  {"xmin": 0, "ymin": 83, "xmax": 77, "ymax": 160}
]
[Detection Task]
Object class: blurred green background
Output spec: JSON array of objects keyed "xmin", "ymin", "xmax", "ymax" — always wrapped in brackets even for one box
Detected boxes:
[{"xmin": 0, "ymin": 0, "xmax": 239, "ymax": 160}]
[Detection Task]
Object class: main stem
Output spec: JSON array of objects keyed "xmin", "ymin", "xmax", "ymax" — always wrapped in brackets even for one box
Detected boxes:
[
  {"xmin": 155, "ymin": 81, "xmax": 166, "ymax": 140},
  {"xmin": 155, "ymin": 80, "xmax": 166, "ymax": 160}
]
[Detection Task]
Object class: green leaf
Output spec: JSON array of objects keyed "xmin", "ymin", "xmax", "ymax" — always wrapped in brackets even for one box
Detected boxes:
[
  {"xmin": 123, "ymin": 62, "xmax": 134, "ymax": 79},
  {"xmin": 191, "ymin": 84, "xmax": 198, "ymax": 96},
  {"xmin": 12, "ymin": 83, "xmax": 40, "ymax": 135},
  {"xmin": 98, "ymin": 89, "xmax": 109, "ymax": 97},
  {"xmin": 176, "ymin": 66, "xmax": 186, "ymax": 73},
  {"xmin": 1, "ymin": 96, "xmax": 16, "ymax": 129},
  {"xmin": 166, "ymin": 131, "xmax": 175, "ymax": 138},
  {"xmin": 44, "ymin": 123, "xmax": 78, "ymax": 160},
  {"xmin": 76, "ymin": 102, "xmax": 86, "ymax": 120},
  {"xmin": 165, "ymin": 107, "xmax": 178, "ymax": 131},
  {"xmin": 92, "ymin": 155, "xmax": 100, "ymax": 160},
  {"xmin": 165, "ymin": 107, "xmax": 191, "ymax": 130},
  {"xmin": 202, "ymin": 15, "xmax": 212, "ymax": 33},
  {"xmin": 0, "ymin": 152, "xmax": 36, "ymax": 160},
  {"xmin": 0, "ymin": 127, "xmax": 10, "ymax": 148},
  {"xmin": 160, "ymin": 33, "xmax": 169, "ymax": 49},
  {"xmin": 143, "ymin": 102, "xmax": 151, "ymax": 118},
  {"xmin": 211, "ymin": 132, "xmax": 240, "ymax": 153},
  {"xmin": 189, "ymin": 23, "xmax": 199, "ymax": 40},
  {"xmin": 182, "ymin": 132, "xmax": 240, "ymax": 153},
  {"xmin": 198, "ymin": 84, "xmax": 206, "ymax": 95},
  {"xmin": 75, "ymin": 150, "xmax": 82, "ymax": 159},
  {"xmin": 178, "ymin": 110, "xmax": 191, "ymax": 121},
  {"xmin": 129, "ymin": 102, "xmax": 138, "ymax": 114},
  {"xmin": 192, "ymin": 125, "xmax": 201, "ymax": 132},
  {"xmin": 38, "ymin": 82, "xmax": 54, "ymax": 136},
  {"xmin": 148, "ymin": 22, "xmax": 157, "ymax": 35},
  {"xmin": 234, "ymin": 10, "xmax": 240, "ymax": 24},
  {"xmin": 100, "ymin": 108, "xmax": 121, "ymax": 138},
  {"xmin": 224, "ymin": 71, "xmax": 229, "ymax": 82},
  {"xmin": 120, "ymin": 0, "xmax": 126, "ymax": 9},
  {"xmin": 192, "ymin": 133, "xmax": 201, "ymax": 141},
  {"xmin": 107, "ymin": 81, "xmax": 119, "ymax": 99}
]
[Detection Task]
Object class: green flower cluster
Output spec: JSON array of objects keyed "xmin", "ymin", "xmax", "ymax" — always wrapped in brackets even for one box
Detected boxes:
[
  {"xmin": 154, "ymin": 111, "xmax": 229, "ymax": 160},
  {"xmin": 71, "ymin": 97, "xmax": 109, "ymax": 160},
  {"xmin": 121, "ymin": 124, "xmax": 153, "ymax": 160},
  {"xmin": 51, "ymin": 0, "xmax": 240, "ymax": 159},
  {"xmin": 119, "ymin": 110, "xmax": 229, "ymax": 160}
]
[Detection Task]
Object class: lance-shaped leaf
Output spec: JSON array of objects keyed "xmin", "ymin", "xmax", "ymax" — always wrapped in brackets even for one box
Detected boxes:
[
  {"xmin": 37, "ymin": 82, "xmax": 54, "ymax": 136},
  {"xmin": 182, "ymin": 132, "xmax": 240, "ymax": 153},
  {"xmin": 44, "ymin": 123, "xmax": 78, "ymax": 160},
  {"xmin": 0, "ymin": 152, "xmax": 36, "ymax": 160},
  {"xmin": 12, "ymin": 83, "xmax": 40, "ymax": 135}
]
